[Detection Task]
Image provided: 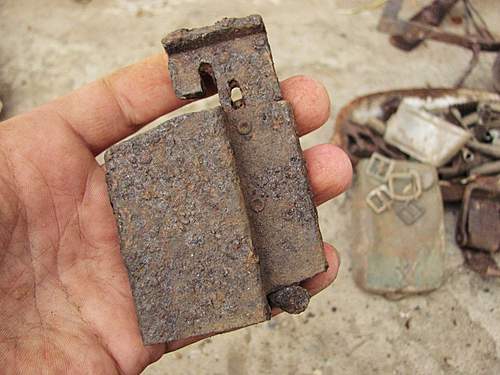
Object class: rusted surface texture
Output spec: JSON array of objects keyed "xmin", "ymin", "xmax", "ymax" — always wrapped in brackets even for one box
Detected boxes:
[
  {"xmin": 462, "ymin": 249, "xmax": 500, "ymax": 278},
  {"xmin": 105, "ymin": 108, "xmax": 270, "ymax": 344},
  {"xmin": 456, "ymin": 176, "xmax": 500, "ymax": 253},
  {"xmin": 268, "ymin": 285, "xmax": 310, "ymax": 314},
  {"xmin": 225, "ymin": 102, "xmax": 326, "ymax": 294},
  {"xmin": 105, "ymin": 15, "xmax": 325, "ymax": 345},
  {"xmin": 163, "ymin": 15, "xmax": 325, "ymax": 298},
  {"xmin": 350, "ymin": 159, "xmax": 445, "ymax": 297}
]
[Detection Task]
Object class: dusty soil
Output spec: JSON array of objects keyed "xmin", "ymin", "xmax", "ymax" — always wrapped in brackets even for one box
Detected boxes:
[{"xmin": 1, "ymin": 1, "xmax": 499, "ymax": 374}]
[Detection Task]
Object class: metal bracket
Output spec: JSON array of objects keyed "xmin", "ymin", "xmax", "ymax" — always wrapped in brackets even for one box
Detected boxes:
[{"xmin": 106, "ymin": 16, "xmax": 326, "ymax": 344}]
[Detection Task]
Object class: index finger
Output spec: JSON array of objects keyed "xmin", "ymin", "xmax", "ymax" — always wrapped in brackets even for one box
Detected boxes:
[{"xmin": 42, "ymin": 53, "xmax": 330, "ymax": 155}]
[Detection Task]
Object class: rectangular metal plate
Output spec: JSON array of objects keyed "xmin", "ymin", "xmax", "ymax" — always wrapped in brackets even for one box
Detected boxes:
[
  {"xmin": 105, "ymin": 108, "xmax": 270, "ymax": 344},
  {"xmin": 225, "ymin": 101, "xmax": 326, "ymax": 293},
  {"xmin": 163, "ymin": 15, "xmax": 326, "ymax": 296}
]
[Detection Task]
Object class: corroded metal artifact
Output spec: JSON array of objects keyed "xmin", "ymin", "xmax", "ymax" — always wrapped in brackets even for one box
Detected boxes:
[{"xmin": 105, "ymin": 15, "xmax": 326, "ymax": 345}]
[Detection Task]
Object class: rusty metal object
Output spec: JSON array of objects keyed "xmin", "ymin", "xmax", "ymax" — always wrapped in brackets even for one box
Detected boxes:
[
  {"xmin": 163, "ymin": 15, "xmax": 326, "ymax": 299},
  {"xmin": 469, "ymin": 160, "xmax": 500, "ymax": 176},
  {"xmin": 378, "ymin": 0, "xmax": 500, "ymax": 52},
  {"xmin": 389, "ymin": 0, "xmax": 459, "ymax": 51},
  {"xmin": 350, "ymin": 159, "xmax": 445, "ymax": 297},
  {"xmin": 268, "ymin": 285, "xmax": 310, "ymax": 314},
  {"xmin": 456, "ymin": 176, "xmax": 500, "ymax": 253},
  {"xmin": 105, "ymin": 108, "xmax": 270, "ymax": 344},
  {"xmin": 467, "ymin": 139, "xmax": 500, "ymax": 159},
  {"xmin": 106, "ymin": 15, "xmax": 325, "ymax": 344},
  {"xmin": 331, "ymin": 88, "xmax": 500, "ymax": 202},
  {"xmin": 340, "ymin": 120, "xmax": 407, "ymax": 166},
  {"xmin": 462, "ymin": 249, "xmax": 500, "ymax": 278}
]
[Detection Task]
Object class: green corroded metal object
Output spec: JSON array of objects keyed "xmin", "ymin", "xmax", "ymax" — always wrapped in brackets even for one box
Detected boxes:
[{"xmin": 350, "ymin": 158, "xmax": 445, "ymax": 299}]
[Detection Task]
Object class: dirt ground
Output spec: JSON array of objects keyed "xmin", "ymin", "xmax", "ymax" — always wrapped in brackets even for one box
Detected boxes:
[{"xmin": 1, "ymin": 1, "xmax": 499, "ymax": 374}]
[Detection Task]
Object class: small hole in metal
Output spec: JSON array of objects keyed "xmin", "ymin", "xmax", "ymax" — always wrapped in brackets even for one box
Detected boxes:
[{"xmin": 229, "ymin": 80, "xmax": 245, "ymax": 109}]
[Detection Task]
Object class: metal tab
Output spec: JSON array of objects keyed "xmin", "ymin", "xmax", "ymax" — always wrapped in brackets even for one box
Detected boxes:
[
  {"xmin": 163, "ymin": 15, "xmax": 326, "ymax": 298},
  {"xmin": 456, "ymin": 176, "xmax": 500, "ymax": 253},
  {"xmin": 105, "ymin": 108, "xmax": 270, "ymax": 344}
]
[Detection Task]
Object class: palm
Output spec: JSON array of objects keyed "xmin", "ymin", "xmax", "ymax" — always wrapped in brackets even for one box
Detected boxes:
[
  {"xmin": 0, "ymin": 54, "xmax": 348, "ymax": 374},
  {"xmin": 0, "ymin": 116, "xmax": 161, "ymax": 374}
]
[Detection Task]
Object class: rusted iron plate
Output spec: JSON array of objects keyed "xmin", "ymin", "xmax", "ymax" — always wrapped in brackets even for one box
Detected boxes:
[
  {"xmin": 456, "ymin": 176, "xmax": 500, "ymax": 253},
  {"xmin": 106, "ymin": 15, "xmax": 325, "ymax": 344},
  {"xmin": 224, "ymin": 102, "xmax": 325, "ymax": 295},
  {"xmin": 163, "ymin": 15, "xmax": 326, "ymax": 303},
  {"xmin": 350, "ymin": 159, "xmax": 445, "ymax": 298},
  {"xmin": 105, "ymin": 108, "xmax": 270, "ymax": 344},
  {"xmin": 162, "ymin": 15, "xmax": 281, "ymax": 106},
  {"xmin": 462, "ymin": 249, "xmax": 500, "ymax": 278}
]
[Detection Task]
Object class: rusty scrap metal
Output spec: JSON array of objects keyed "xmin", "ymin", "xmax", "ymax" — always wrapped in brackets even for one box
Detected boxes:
[
  {"xmin": 378, "ymin": 0, "xmax": 500, "ymax": 52},
  {"xmin": 162, "ymin": 14, "xmax": 326, "ymax": 297},
  {"xmin": 467, "ymin": 139, "xmax": 500, "ymax": 159},
  {"xmin": 388, "ymin": 0, "xmax": 459, "ymax": 51},
  {"xmin": 105, "ymin": 109, "xmax": 270, "ymax": 344},
  {"xmin": 106, "ymin": 15, "xmax": 326, "ymax": 345},
  {"xmin": 331, "ymin": 88, "xmax": 500, "ymax": 202},
  {"xmin": 469, "ymin": 160, "xmax": 500, "ymax": 176},
  {"xmin": 456, "ymin": 176, "xmax": 500, "ymax": 253},
  {"xmin": 462, "ymin": 249, "xmax": 500, "ymax": 278},
  {"xmin": 341, "ymin": 120, "xmax": 408, "ymax": 166}
]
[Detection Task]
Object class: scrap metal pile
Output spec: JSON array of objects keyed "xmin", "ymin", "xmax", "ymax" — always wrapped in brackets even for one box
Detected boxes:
[
  {"xmin": 333, "ymin": 88, "xmax": 500, "ymax": 297},
  {"xmin": 105, "ymin": 16, "xmax": 326, "ymax": 345},
  {"xmin": 378, "ymin": 0, "xmax": 500, "ymax": 88}
]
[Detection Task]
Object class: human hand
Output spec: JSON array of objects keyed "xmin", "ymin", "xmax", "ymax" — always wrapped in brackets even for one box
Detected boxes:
[{"xmin": 0, "ymin": 53, "xmax": 352, "ymax": 374}]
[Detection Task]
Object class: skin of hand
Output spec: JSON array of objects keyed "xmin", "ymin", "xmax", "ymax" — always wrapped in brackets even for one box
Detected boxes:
[{"xmin": 0, "ymin": 53, "xmax": 352, "ymax": 374}]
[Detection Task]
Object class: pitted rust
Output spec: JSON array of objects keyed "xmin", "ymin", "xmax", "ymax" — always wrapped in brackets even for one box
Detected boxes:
[
  {"xmin": 105, "ymin": 108, "xmax": 270, "ymax": 344},
  {"xmin": 268, "ymin": 285, "xmax": 310, "ymax": 314},
  {"xmin": 163, "ymin": 15, "xmax": 326, "ymax": 298},
  {"xmin": 456, "ymin": 176, "xmax": 500, "ymax": 253},
  {"xmin": 105, "ymin": 15, "xmax": 325, "ymax": 345}
]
